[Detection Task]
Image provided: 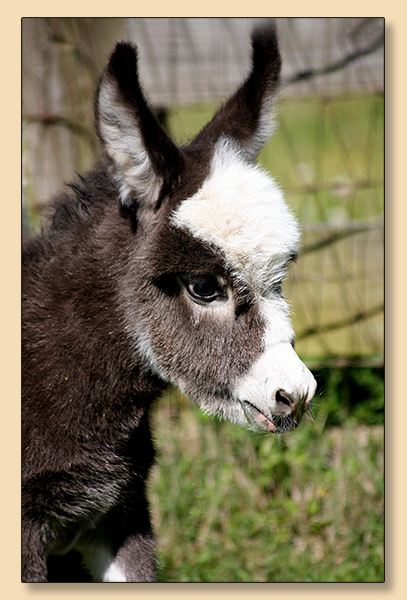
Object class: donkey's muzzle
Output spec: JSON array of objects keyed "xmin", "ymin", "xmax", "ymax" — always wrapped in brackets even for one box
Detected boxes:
[{"xmin": 235, "ymin": 342, "xmax": 317, "ymax": 433}]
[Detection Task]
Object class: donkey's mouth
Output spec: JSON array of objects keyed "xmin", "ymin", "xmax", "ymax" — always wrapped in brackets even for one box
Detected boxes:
[
  {"xmin": 244, "ymin": 401, "xmax": 277, "ymax": 432},
  {"xmin": 243, "ymin": 401, "xmax": 299, "ymax": 434}
]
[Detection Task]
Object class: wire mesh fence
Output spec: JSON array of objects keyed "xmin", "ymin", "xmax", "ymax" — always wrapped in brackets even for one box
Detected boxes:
[{"xmin": 22, "ymin": 17, "xmax": 384, "ymax": 367}]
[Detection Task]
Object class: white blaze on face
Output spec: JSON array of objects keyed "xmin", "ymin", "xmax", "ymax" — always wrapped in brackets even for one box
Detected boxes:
[
  {"xmin": 171, "ymin": 138, "xmax": 316, "ymax": 428},
  {"xmin": 234, "ymin": 296, "xmax": 317, "ymax": 420},
  {"xmin": 172, "ymin": 138, "xmax": 300, "ymax": 294}
]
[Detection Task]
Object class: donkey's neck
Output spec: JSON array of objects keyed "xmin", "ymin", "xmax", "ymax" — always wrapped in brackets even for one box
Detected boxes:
[{"xmin": 22, "ymin": 167, "xmax": 167, "ymax": 454}]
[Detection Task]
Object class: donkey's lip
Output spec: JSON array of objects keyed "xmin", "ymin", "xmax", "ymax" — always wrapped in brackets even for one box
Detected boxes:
[{"xmin": 244, "ymin": 401, "xmax": 277, "ymax": 432}]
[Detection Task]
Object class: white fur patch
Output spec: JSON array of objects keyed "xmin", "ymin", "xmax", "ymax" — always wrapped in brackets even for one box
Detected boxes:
[
  {"xmin": 97, "ymin": 76, "xmax": 162, "ymax": 207},
  {"xmin": 171, "ymin": 138, "xmax": 300, "ymax": 295},
  {"xmin": 81, "ymin": 544, "xmax": 127, "ymax": 582},
  {"xmin": 259, "ymin": 296, "xmax": 294, "ymax": 347},
  {"xmin": 244, "ymin": 98, "xmax": 278, "ymax": 162},
  {"xmin": 102, "ymin": 561, "xmax": 127, "ymax": 583}
]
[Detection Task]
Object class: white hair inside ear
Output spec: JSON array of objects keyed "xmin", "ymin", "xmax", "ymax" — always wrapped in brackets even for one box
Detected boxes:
[{"xmin": 97, "ymin": 76, "xmax": 163, "ymax": 208}]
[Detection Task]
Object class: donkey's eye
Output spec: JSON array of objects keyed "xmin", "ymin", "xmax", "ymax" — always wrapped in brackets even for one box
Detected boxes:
[
  {"xmin": 180, "ymin": 275, "xmax": 226, "ymax": 304},
  {"xmin": 188, "ymin": 280, "xmax": 219, "ymax": 301}
]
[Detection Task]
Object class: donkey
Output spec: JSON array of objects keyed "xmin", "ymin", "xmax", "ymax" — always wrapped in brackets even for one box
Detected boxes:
[{"xmin": 22, "ymin": 23, "xmax": 316, "ymax": 582}]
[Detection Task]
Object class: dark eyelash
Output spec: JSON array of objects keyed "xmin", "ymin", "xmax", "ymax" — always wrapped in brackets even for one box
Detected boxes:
[{"xmin": 287, "ymin": 251, "xmax": 298, "ymax": 265}]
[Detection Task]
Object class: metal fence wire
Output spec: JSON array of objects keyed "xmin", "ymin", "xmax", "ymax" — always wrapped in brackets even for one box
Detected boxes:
[{"xmin": 22, "ymin": 18, "xmax": 384, "ymax": 367}]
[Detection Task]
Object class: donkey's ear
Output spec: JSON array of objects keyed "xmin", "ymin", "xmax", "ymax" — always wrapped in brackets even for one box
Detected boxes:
[
  {"xmin": 95, "ymin": 42, "xmax": 183, "ymax": 209},
  {"xmin": 190, "ymin": 21, "xmax": 282, "ymax": 162}
]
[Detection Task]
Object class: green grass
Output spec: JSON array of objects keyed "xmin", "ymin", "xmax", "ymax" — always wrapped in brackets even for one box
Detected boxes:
[{"xmin": 148, "ymin": 369, "xmax": 384, "ymax": 582}]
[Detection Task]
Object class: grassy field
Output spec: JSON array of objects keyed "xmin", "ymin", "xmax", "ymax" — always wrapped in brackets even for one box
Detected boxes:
[{"xmin": 148, "ymin": 370, "xmax": 384, "ymax": 583}]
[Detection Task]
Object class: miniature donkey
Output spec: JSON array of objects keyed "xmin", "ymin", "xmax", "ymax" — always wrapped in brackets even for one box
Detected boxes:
[{"xmin": 22, "ymin": 23, "xmax": 316, "ymax": 582}]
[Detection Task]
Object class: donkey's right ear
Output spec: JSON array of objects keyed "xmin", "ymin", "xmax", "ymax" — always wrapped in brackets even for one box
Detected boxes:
[
  {"xmin": 95, "ymin": 42, "xmax": 183, "ymax": 209},
  {"xmin": 188, "ymin": 21, "xmax": 282, "ymax": 163}
]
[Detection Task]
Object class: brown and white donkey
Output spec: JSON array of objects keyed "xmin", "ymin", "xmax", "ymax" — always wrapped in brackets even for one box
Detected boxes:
[{"xmin": 22, "ymin": 22, "xmax": 316, "ymax": 582}]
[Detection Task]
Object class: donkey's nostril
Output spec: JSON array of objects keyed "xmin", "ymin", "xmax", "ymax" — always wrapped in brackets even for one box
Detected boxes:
[
  {"xmin": 274, "ymin": 389, "xmax": 298, "ymax": 416},
  {"xmin": 275, "ymin": 389, "xmax": 295, "ymax": 408}
]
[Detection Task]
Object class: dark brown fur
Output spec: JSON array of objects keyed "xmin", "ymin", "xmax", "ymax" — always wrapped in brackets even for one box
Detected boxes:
[{"xmin": 22, "ymin": 23, "xmax": 283, "ymax": 582}]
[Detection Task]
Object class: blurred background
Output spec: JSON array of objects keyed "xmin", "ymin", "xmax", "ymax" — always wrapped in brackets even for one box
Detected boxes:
[{"xmin": 22, "ymin": 18, "xmax": 384, "ymax": 582}]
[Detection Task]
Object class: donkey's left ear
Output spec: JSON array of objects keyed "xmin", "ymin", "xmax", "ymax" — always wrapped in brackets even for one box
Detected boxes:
[
  {"xmin": 95, "ymin": 42, "xmax": 183, "ymax": 209},
  {"xmin": 190, "ymin": 20, "xmax": 282, "ymax": 162}
]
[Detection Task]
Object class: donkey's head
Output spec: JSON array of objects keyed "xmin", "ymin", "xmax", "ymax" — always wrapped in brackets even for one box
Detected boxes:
[{"xmin": 95, "ymin": 23, "xmax": 316, "ymax": 434}]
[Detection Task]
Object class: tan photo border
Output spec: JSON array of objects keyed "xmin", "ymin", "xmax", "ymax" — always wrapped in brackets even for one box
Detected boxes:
[{"xmin": 4, "ymin": 4, "xmax": 399, "ymax": 599}]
